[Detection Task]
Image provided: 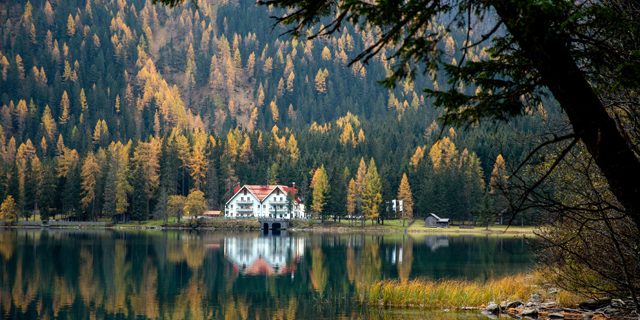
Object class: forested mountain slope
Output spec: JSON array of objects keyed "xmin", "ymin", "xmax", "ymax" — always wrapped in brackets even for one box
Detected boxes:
[{"xmin": 0, "ymin": 0, "xmax": 554, "ymax": 223}]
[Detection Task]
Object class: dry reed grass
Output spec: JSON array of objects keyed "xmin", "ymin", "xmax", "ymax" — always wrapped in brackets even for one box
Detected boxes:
[{"xmin": 357, "ymin": 270, "xmax": 582, "ymax": 309}]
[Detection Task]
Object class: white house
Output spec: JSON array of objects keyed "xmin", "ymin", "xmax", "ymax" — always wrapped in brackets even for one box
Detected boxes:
[{"xmin": 225, "ymin": 184, "xmax": 305, "ymax": 219}]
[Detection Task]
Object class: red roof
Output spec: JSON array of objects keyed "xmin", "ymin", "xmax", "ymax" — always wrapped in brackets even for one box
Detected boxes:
[{"xmin": 232, "ymin": 185, "xmax": 298, "ymax": 201}]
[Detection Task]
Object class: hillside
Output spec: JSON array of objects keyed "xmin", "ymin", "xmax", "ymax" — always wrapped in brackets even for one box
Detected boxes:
[{"xmin": 0, "ymin": 0, "xmax": 555, "ymax": 223}]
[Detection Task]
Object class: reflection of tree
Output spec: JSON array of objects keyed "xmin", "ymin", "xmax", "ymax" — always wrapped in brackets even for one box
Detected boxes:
[
  {"xmin": 346, "ymin": 246, "xmax": 357, "ymax": 284},
  {"xmin": 131, "ymin": 258, "xmax": 159, "ymax": 319},
  {"xmin": 171, "ymin": 275, "xmax": 209, "ymax": 319},
  {"xmin": 78, "ymin": 248, "xmax": 104, "ymax": 309},
  {"xmin": 184, "ymin": 240, "xmax": 205, "ymax": 270},
  {"xmin": 397, "ymin": 239, "xmax": 413, "ymax": 282},
  {"xmin": 0, "ymin": 231, "xmax": 15, "ymax": 260},
  {"xmin": 105, "ymin": 239, "xmax": 130, "ymax": 316},
  {"xmin": 52, "ymin": 275, "xmax": 76, "ymax": 318},
  {"xmin": 360, "ymin": 237, "xmax": 381, "ymax": 283},
  {"xmin": 309, "ymin": 247, "xmax": 329, "ymax": 295},
  {"xmin": 285, "ymin": 297, "xmax": 298, "ymax": 320}
]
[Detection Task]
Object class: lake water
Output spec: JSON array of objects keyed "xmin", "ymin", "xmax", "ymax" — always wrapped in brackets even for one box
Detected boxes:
[{"xmin": 0, "ymin": 229, "xmax": 534, "ymax": 319}]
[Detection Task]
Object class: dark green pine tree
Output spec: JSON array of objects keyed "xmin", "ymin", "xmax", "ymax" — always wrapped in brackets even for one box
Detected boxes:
[
  {"xmin": 102, "ymin": 161, "xmax": 118, "ymax": 218},
  {"xmin": 131, "ymin": 163, "xmax": 148, "ymax": 222},
  {"xmin": 7, "ymin": 164, "xmax": 20, "ymax": 208},
  {"xmin": 63, "ymin": 164, "xmax": 82, "ymax": 219},
  {"xmin": 39, "ymin": 164, "xmax": 58, "ymax": 222},
  {"xmin": 378, "ymin": 171, "xmax": 393, "ymax": 225},
  {"xmin": 23, "ymin": 159, "xmax": 37, "ymax": 221},
  {"xmin": 206, "ymin": 163, "xmax": 220, "ymax": 210},
  {"xmin": 326, "ymin": 166, "xmax": 346, "ymax": 222}
]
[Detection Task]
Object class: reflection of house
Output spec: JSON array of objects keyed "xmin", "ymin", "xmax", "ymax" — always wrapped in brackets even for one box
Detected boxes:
[
  {"xmin": 424, "ymin": 235, "xmax": 449, "ymax": 251},
  {"xmin": 424, "ymin": 213, "xmax": 450, "ymax": 228},
  {"xmin": 224, "ymin": 236, "xmax": 305, "ymax": 276},
  {"xmin": 225, "ymin": 184, "xmax": 305, "ymax": 219}
]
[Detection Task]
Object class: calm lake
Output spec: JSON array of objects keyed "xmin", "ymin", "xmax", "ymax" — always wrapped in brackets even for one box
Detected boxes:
[{"xmin": 0, "ymin": 229, "xmax": 534, "ymax": 319}]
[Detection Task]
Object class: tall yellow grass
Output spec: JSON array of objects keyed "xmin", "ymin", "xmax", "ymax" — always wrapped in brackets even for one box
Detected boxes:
[{"xmin": 357, "ymin": 270, "xmax": 581, "ymax": 309}]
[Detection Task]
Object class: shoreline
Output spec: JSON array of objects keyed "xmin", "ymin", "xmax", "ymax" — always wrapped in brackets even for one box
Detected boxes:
[{"xmin": 0, "ymin": 223, "xmax": 537, "ymax": 235}]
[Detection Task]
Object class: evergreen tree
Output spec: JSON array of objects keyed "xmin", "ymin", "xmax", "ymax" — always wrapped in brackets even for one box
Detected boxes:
[
  {"xmin": 131, "ymin": 163, "xmax": 148, "ymax": 222},
  {"xmin": 326, "ymin": 166, "xmax": 346, "ymax": 221},
  {"xmin": 39, "ymin": 164, "xmax": 57, "ymax": 221}
]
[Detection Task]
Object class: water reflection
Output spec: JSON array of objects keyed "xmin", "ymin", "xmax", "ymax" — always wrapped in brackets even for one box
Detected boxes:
[
  {"xmin": 224, "ymin": 232, "xmax": 304, "ymax": 276},
  {"xmin": 0, "ymin": 230, "xmax": 533, "ymax": 319}
]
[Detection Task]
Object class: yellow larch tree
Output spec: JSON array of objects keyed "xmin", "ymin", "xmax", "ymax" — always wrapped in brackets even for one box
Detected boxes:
[
  {"xmin": 315, "ymin": 69, "xmax": 326, "ymax": 93},
  {"xmin": 0, "ymin": 196, "xmax": 18, "ymax": 222},
  {"xmin": 361, "ymin": 158, "xmax": 381, "ymax": 225},
  {"xmin": 287, "ymin": 134, "xmax": 299, "ymax": 161},
  {"xmin": 357, "ymin": 128, "xmax": 365, "ymax": 143},
  {"xmin": 248, "ymin": 106, "xmax": 258, "ymax": 131},
  {"xmin": 59, "ymin": 91, "xmax": 70, "ymax": 125},
  {"xmin": 287, "ymin": 71, "xmax": 295, "ymax": 92},
  {"xmin": 340, "ymin": 122, "xmax": 355, "ymax": 147},
  {"xmin": 321, "ymin": 46, "xmax": 331, "ymax": 60},
  {"xmin": 239, "ymin": 134, "xmax": 252, "ymax": 164},
  {"xmin": 347, "ymin": 178, "xmax": 357, "ymax": 217},
  {"xmin": 270, "ymin": 98, "xmax": 279, "ymax": 122},
  {"xmin": 311, "ymin": 165, "xmax": 329, "ymax": 217},
  {"xmin": 409, "ymin": 146, "xmax": 425, "ymax": 171},
  {"xmin": 246, "ymin": 52, "xmax": 255, "ymax": 77},
  {"xmin": 67, "ymin": 14, "xmax": 76, "ymax": 36},
  {"xmin": 397, "ymin": 173, "xmax": 413, "ymax": 224},
  {"xmin": 80, "ymin": 151, "xmax": 101, "ymax": 219}
]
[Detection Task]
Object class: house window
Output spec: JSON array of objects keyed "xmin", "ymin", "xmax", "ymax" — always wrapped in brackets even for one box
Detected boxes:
[
  {"xmin": 231, "ymin": 205, "xmax": 233, "ymax": 208},
  {"xmin": 277, "ymin": 189, "xmax": 280, "ymax": 195},
  {"xmin": 263, "ymin": 205, "xmax": 266, "ymax": 208},
  {"xmin": 244, "ymin": 190, "xmax": 247, "ymax": 196}
]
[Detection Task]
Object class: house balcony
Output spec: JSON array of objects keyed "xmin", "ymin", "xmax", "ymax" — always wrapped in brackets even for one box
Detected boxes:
[
  {"xmin": 269, "ymin": 200, "xmax": 288, "ymax": 205},
  {"xmin": 236, "ymin": 200, "xmax": 254, "ymax": 205},
  {"xmin": 236, "ymin": 208, "xmax": 254, "ymax": 214}
]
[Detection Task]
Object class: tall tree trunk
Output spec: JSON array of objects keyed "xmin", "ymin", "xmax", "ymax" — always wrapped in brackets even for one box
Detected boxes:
[{"xmin": 494, "ymin": 0, "xmax": 640, "ymax": 228}]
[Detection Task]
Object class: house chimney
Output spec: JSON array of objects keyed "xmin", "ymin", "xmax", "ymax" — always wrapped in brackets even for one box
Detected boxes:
[{"xmin": 292, "ymin": 182, "xmax": 295, "ymax": 188}]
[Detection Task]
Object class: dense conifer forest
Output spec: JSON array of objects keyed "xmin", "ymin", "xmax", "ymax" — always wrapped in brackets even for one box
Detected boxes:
[{"xmin": 0, "ymin": 0, "xmax": 555, "ymax": 223}]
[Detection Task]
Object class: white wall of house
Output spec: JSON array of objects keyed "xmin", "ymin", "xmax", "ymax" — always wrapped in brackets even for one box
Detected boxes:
[
  {"xmin": 227, "ymin": 190, "xmax": 260, "ymax": 217},
  {"xmin": 225, "ymin": 186, "xmax": 305, "ymax": 219}
]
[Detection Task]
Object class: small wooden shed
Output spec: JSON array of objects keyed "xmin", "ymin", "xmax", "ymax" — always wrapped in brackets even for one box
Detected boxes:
[
  {"xmin": 203, "ymin": 211, "xmax": 221, "ymax": 218},
  {"xmin": 424, "ymin": 213, "xmax": 450, "ymax": 228}
]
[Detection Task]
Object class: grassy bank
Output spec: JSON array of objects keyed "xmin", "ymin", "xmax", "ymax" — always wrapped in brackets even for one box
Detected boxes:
[
  {"xmin": 312, "ymin": 219, "xmax": 538, "ymax": 234},
  {"xmin": 112, "ymin": 218, "xmax": 261, "ymax": 229},
  {"xmin": 357, "ymin": 271, "xmax": 581, "ymax": 309}
]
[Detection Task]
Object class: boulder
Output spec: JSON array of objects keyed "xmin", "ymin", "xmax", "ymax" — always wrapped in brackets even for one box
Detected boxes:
[
  {"xmin": 578, "ymin": 298, "xmax": 611, "ymax": 310},
  {"xmin": 529, "ymin": 294, "xmax": 542, "ymax": 304},
  {"xmin": 610, "ymin": 299, "xmax": 625, "ymax": 307},
  {"xmin": 548, "ymin": 312, "xmax": 565, "ymax": 318},
  {"xmin": 507, "ymin": 300, "xmax": 524, "ymax": 309},
  {"xmin": 520, "ymin": 309, "xmax": 538, "ymax": 317},
  {"xmin": 485, "ymin": 303, "xmax": 500, "ymax": 314},
  {"xmin": 542, "ymin": 302, "xmax": 557, "ymax": 308},
  {"xmin": 582, "ymin": 312, "xmax": 594, "ymax": 319},
  {"xmin": 548, "ymin": 287, "xmax": 559, "ymax": 294}
]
